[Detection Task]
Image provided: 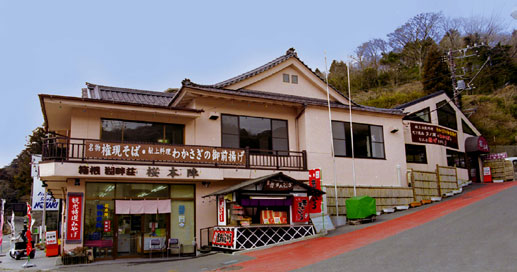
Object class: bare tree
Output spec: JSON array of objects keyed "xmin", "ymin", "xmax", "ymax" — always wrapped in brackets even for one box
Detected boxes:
[
  {"xmin": 388, "ymin": 12, "xmax": 444, "ymax": 74},
  {"xmin": 460, "ymin": 15, "xmax": 508, "ymax": 46}
]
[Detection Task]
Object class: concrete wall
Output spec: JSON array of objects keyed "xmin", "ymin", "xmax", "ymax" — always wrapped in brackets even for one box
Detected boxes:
[{"xmin": 301, "ymin": 106, "xmax": 407, "ymax": 187}]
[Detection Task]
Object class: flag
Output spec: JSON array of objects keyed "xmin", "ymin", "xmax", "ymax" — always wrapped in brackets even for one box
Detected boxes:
[
  {"xmin": 26, "ymin": 202, "xmax": 33, "ymax": 257},
  {"xmin": 0, "ymin": 199, "xmax": 5, "ymax": 245}
]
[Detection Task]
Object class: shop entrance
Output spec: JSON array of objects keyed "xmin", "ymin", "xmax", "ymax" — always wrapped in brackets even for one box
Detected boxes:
[
  {"xmin": 115, "ymin": 213, "xmax": 169, "ymax": 257},
  {"xmin": 467, "ymin": 154, "xmax": 480, "ymax": 182}
]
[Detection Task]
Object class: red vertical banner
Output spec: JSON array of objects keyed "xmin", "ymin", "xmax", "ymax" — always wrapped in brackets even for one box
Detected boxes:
[
  {"xmin": 66, "ymin": 193, "xmax": 83, "ymax": 243},
  {"xmin": 308, "ymin": 168, "xmax": 322, "ymax": 213},
  {"xmin": 217, "ymin": 196, "xmax": 227, "ymax": 226},
  {"xmin": 292, "ymin": 196, "xmax": 309, "ymax": 222},
  {"xmin": 26, "ymin": 202, "xmax": 33, "ymax": 257}
]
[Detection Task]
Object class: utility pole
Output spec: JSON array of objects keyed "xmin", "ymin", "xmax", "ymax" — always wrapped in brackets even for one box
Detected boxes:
[{"xmin": 444, "ymin": 44, "xmax": 486, "ymax": 109}]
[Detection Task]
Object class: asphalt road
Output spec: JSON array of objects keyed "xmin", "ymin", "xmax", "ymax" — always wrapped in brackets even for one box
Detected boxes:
[
  {"xmin": 297, "ymin": 185, "xmax": 517, "ymax": 272},
  {"xmin": 26, "ymin": 182, "xmax": 515, "ymax": 272}
]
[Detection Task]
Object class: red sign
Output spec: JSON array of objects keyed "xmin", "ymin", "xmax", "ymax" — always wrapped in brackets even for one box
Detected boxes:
[
  {"xmin": 26, "ymin": 203, "xmax": 33, "ymax": 257},
  {"xmin": 308, "ymin": 169, "xmax": 322, "ymax": 213},
  {"xmin": 66, "ymin": 193, "xmax": 83, "ymax": 242},
  {"xmin": 292, "ymin": 197, "xmax": 309, "ymax": 222},
  {"xmin": 212, "ymin": 230, "xmax": 234, "ymax": 246},
  {"xmin": 217, "ymin": 196, "xmax": 226, "ymax": 226},
  {"xmin": 477, "ymin": 137, "xmax": 489, "ymax": 153},
  {"xmin": 410, "ymin": 123, "xmax": 458, "ymax": 149},
  {"xmin": 103, "ymin": 220, "xmax": 111, "ymax": 232}
]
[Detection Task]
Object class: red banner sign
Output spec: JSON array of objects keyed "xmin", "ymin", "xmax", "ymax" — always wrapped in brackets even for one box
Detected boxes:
[
  {"xmin": 292, "ymin": 197, "xmax": 309, "ymax": 222},
  {"xmin": 212, "ymin": 230, "xmax": 234, "ymax": 246},
  {"xmin": 410, "ymin": 123, "xmax": 458, "ymax": 149},
  {"xmin": 66, "ymin": 193, "xmax": 83, "ymax": 243},
  {"xmin": 103, "ymin": 220, "xmax": 111, "ymax": 232},
  {"xmin": 308, "ymin": 169, "xmax": 322, "ymax": 213}
]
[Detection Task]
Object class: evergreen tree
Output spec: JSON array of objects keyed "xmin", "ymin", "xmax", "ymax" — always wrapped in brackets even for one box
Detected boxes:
[{"xmin": 422, "ymin": 44, "xmax": 452, "ymax": 96}]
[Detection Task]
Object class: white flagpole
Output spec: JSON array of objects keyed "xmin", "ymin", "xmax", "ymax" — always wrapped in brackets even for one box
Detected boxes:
[
  {"xmin": 324, "ymin": 52, "xmax": 339, "ymax": 217},
  {"xmin": 347, "ymin": 60, "xmax": 357, "ymax": 197}
]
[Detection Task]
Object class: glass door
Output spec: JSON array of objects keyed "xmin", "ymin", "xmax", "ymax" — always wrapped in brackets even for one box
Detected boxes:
[
  {"xmin": 143, "ymin": 214, "xmax": 169, "ymax": 254},
  {"xmin": 117, "ymin": 214, "xmax": 143, "ymax": 257}
]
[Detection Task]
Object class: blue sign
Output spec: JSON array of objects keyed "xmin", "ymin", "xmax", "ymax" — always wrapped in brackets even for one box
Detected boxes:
[{"xmin": 179, "ymin": 205, "xmax": 185, "ymax": 215}]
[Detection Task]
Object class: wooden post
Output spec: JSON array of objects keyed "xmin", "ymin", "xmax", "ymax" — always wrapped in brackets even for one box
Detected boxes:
[
  {"xmin": 436, "ymin": 164, "xmax": 442, "ymax": 197},
  {"xmin": 409, "ymin": 169, "xmax": 417, "ymax": 201}
]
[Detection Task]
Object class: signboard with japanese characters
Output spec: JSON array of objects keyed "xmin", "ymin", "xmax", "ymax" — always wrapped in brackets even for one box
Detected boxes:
[
  {"xmin": 217, "ymin": 196, "xmax": 226, "ymax": 226},
  {"xmin": 46, "ymin": 231, "xmax": 57, "ymax": 245},
  {"xmin": 66, "ymin": 193, "xmax": 83, "ymax": 243},
  {"xmin": 410, "ymin": 123, "xmax": 458, "ymax": 149},
  {"xmin": 85, "ymin": 141, "xmax": 247, "ymax": 166},
  {"xmin": 263, "ymin": 179, "xmax": 294, "ymax": 191},
  {"xmin": 212, "ymin": 230, "xmax": 234, "ymax": 246},
  {"xmin": 308, "ymin": 169, "xmax": 322, "ymax": 213},
  {"xmin": 292, "ymin": 196, "xmax": 309, "ymax": 223}
]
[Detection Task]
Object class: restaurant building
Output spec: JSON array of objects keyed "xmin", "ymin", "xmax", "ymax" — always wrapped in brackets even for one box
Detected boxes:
[
  {"xmin": 396, "ymin": 91, "xmax": 489, "ymax": 183},
  {"xmin": 38, "ymin": 48, "xmax": 408, "ymax": 258}
]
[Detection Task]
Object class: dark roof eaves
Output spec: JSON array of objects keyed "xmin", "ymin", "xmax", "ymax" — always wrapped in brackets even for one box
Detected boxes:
[
  {"xmin": 85, "ymin": 82, "xmax": 176, "ymax": 98},
  {"xmin": 182, "ymin": 82, "xmax": 403, "ymax": 116},
  {"xmin": 39, "ymin": 93, "xmax": 203, "ymax": 113},
  {"xmin": 394, "ymin": 90, "xmax": 446, "ymax": 110}
]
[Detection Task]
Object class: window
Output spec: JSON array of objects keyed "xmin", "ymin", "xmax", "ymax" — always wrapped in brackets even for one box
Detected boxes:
[
  {"xmin": 462, "ymin": 120, "xmax": 476, "ymax": 135},
  {"xmin": 291, "ymin": 75, "xmax": 298, "ymax": 84},
  {"xmin": 436, "ymin": 100, "xmax": 457, "ymax": 130},
  {"xmin": 404, "ymin": 107, "xmax": 430, "ymax": 123},
  {"xmin": 405, "ymin": 144, "xmax": 427, "ymax": 164},
  {"xmin": 283, "ymin": 73, "xmax": 290, "ymax": 83},
  {"xmin": 331, "ymin": 121, "xmax": 385, "ymax": 159},
  {"xmin": 221, "ymin": 114, "xmax": 288, "ymax": 152},
  {"xmin": 101, "ymin": 119, "xmax": 184, "ymax": 144},
  {"xmin": 446, "ymin": 149, "xmax": 466, "ymax": 168}
]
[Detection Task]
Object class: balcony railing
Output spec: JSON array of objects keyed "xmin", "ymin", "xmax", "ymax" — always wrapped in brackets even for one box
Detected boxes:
[{"xmin": 42, "ymin": 136, "xmax": 307, "ymax": 171}]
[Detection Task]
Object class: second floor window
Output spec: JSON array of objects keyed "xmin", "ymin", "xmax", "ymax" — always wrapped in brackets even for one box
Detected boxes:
[
  {"xmin": 404, "ymin": 107, "xmax": 430, "ymax": 123},
  {"xmin": 437, "ymin": 100, "xmax": 457, "ymax": 130},
  {"xmin": 221, "ymin": 114, "xmax": 288, "ymax": 151},
  {"xmin": 101, "ymin": 119, "xmax": 184, "ymax": 144},
  {"xmin": 332, "ymin": 121, "xmax": 385, "ymax": 159}
]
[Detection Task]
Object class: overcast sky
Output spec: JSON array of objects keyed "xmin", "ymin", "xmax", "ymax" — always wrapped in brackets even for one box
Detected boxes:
[{"xmin": 0, "ymin": 0, "xmax": 516, "ymax": 167}]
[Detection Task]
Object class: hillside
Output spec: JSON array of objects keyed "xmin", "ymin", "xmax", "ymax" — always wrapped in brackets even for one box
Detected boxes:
[{"xmin": 352, "ymin": 83, "xmax": 517, "ymax": 146}]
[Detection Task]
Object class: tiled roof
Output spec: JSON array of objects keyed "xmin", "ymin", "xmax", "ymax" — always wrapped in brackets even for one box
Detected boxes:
[
  {"xmin": 85, "ymin": 82, "xmax": 176, "ymax": 107},
  {"xmin": 394, "ymin": 91, "xmax": 446, "ymax": 110},
  {"xmin": 180, "ymin": 80, "xmax": 404, "ymax": 115}
]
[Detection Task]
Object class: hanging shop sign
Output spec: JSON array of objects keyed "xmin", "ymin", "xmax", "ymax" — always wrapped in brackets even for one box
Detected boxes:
[
  {"xmin": 84, "ymin": 141, "xmax": 247, "ymax": 166},
  {"xmin": 212, "ymin": 230, "xmax": 234, "ymax": 246},
  {"xmin": 308, "ymin": 169, "xmax": 322, "ymax": 213},
  {"xmin": 484, "ymin": 152, "xmax": 507, "ymax": 160},
  {"xmin": 410, "ymin": 123, "xmax": 458, "ymax": 149},
  {"xmin": 31, "ymin": 155, "xmax": 59, "ymax": 211},
  {"xmin": 66, "ymin": 193, "xmax": 83, "ymax": 243},
  {"xmin": 217, "ymin": 196, "xmax": 226, "ymax": 226},
  {"xmin": 263, "ymin": 179, "xmax": 294, "ymax": 191},
  {"xmin": 292, "ymin": 197, "xmax": 310, "ymax": 223}
]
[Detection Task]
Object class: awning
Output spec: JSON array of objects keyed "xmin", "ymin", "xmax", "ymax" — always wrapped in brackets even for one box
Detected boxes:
[
  {"xmin": 465, "ymin": 136, "xmax": 489, "ymax": 153},
  {"xmin": 115, "ymin": 200, "xmax": 171, "ymax": 214},
  {"xmin": 203, "ymin": 172, "xmax": 325, "ymax": 198}
]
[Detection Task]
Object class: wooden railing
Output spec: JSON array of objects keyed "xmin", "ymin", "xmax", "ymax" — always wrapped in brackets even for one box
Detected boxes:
[{"xmin": 42, "ymin": 136, "xmax": 307, "ymax": 171}]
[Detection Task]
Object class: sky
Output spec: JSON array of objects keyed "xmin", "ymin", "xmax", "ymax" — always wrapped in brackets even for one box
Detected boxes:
[{"xmin": 0, "ymin": 0, "xmax": 516, "ymax": 168}]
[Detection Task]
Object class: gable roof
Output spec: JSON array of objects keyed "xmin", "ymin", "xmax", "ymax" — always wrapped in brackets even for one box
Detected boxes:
[
  {"xmin": 212, "ymin": 48, "xmax": 352, "ymax": 102},
  {"xmin": 177, "ymin": 80, "xmax": 403, "ymax": 115},
  {"xmin": 394, "ymin": 91, "xmax": 446, "ymax": 110},
  {"xmin": 85, "ymin": 82, "xmax": 176, "ymax": 107},
  {"xmin": 203, "ymin": 172, "xmax": 325, "ymax": 198}
]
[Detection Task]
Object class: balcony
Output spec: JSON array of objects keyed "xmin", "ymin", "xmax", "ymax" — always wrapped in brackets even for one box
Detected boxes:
[{"xmin": 42, "ymin": 136, "xmax": 307, "ymax": 171}]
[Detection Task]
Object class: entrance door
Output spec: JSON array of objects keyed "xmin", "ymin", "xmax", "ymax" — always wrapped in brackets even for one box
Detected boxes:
[
  {"xmin": 116, "ymin": 214, "xmax": 143, "ymax": 257},
  {"xmin": 467, "ymin": 154, "xmax": 480, "ymax": 182}
]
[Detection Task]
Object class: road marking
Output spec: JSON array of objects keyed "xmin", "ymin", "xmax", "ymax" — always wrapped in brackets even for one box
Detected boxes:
[{"xmin": 222, "ymin": 182, "xmax": 516, "ymax": 272}]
